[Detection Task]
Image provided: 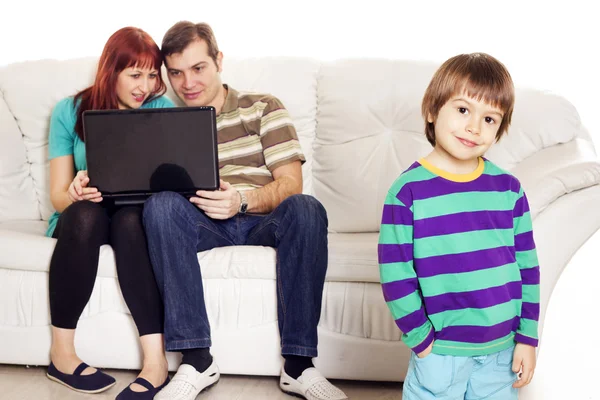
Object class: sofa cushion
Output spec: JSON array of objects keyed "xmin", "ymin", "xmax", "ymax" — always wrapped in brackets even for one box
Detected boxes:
[{"xmin": 0, "ymin": 222, "xmax": 380, "ymax": 283}]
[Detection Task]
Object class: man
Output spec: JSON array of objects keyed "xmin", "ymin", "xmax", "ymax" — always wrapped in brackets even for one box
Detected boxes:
[{"xmin": 143, "ymin": 21, "xmax": 348, "ymax": 400}]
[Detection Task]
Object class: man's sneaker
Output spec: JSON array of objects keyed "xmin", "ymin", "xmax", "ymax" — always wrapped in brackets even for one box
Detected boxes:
[
  {"xmin": 280, "ymin": 367, "xmax": 348, "ymax": 400},
  {"xmin": 154, "ymin": 362, "xmax": 220, "ymax": 400}
]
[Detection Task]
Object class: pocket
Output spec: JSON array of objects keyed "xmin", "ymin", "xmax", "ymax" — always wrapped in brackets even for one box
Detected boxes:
[
  {"xmin": 412, "ymin": 352, "xmax": 455, "ymax": 396},
  {"xmin": 495, "ymin": 346, "xmax": 515, "ymax": 371}
]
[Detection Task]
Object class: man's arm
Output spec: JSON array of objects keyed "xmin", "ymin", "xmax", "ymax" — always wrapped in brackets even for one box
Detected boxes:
[
  {"xmin": 191, "ymin": 160, "xmax": 302, "ymax": 219},
  {"xmin": 245, "ymin": 160, "xmax": 302, "ymax": 214},
  {"xmin": 192, "ymin": 95, "xmax": 305, "ymax": 219}
]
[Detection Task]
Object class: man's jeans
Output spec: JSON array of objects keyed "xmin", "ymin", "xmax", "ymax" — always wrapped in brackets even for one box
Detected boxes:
[{"xmin": 143, "ymin": 192, "xmax": 328, "ymax": 358}]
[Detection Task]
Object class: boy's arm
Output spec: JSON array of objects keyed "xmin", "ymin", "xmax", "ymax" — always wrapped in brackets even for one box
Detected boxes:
[
  {"xmin": 513, "ymin": 189, "xmax": 541, "ymax": 347},
  {"xmin": 379, "ymin": 190, "xmax": 433, "ymax": 354}
]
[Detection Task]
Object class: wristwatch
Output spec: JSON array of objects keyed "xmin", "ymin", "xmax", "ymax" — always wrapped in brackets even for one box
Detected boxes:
[{"xmin": 238, "ymin": 191, "xmax": 248, "ymax": 214}]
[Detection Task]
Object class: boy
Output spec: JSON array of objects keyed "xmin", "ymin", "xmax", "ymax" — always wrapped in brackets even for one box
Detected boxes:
[{"xmin": 378, "ymin": 53, "xmax": 539, "ymax": 399}]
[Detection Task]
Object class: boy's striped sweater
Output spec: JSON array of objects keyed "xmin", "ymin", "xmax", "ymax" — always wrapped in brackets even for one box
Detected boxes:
[{"xmin": 378, "ymin": 157, "xmax": 540, "ymax": 356}]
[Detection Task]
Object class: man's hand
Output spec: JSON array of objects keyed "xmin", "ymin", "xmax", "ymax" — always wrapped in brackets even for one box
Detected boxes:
[
  {"xmin": 512, "ymin": 343, "xmax": 536, "ymax": 388},
  {"xmin": 190, "ymin": 179, "xmax": 241, "ymax": 220},
  {"xmin": 417, "ymin": 341, "xmax": 434, "ymax": 359}
]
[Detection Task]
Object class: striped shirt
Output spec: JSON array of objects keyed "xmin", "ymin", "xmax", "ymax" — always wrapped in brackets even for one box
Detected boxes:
[
  {"xmin": 378, "ymin": 157, "xmax": 540, "ymax": 357},
  {"xmin": 217, "ymin": 85, "xmax": 305, "ymax": 191}
]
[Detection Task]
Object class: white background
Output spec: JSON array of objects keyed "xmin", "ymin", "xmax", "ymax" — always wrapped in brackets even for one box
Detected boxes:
[
  {"xmin": 1, "ymin": 0, "xmax": 598, "ymax": 144},
  {"xmin": 2, "ymin": 2, "xmax": 599, "ymax": 398}
]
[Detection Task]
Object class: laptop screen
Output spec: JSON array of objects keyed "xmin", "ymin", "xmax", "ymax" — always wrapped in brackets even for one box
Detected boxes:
[{"xmin": 83, "ymin": 106, "xmax": 219, "ymax": 198}]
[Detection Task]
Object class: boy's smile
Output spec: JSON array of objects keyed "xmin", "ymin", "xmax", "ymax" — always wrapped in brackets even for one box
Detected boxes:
[{"xmin": 426, "ymin": 93, "xmax": 505, "ymax": 173}]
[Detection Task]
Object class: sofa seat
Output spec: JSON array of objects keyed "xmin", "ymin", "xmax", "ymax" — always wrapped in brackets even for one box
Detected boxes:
[{"xmin": 0, "ymin": 226, "xmax": 407, "ymax": 379}]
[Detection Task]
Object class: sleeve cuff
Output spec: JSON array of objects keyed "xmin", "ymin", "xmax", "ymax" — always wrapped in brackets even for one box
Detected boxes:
[
  {"xmin": 515, "ymin": 333, "xmax": 539, "ymax": 347},
  {"xmin": 411, "ymin": 328, "xmax": 435, "ymax": 354}
]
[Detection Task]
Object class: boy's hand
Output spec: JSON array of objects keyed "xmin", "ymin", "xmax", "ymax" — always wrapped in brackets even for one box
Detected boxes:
[
  {"xmin": 417, "ymin": 341, "xmax": 434, "ymax": 358},
  {"xmin": 512, "ymin": 343, "xmax": 536, "ymax": 388}
]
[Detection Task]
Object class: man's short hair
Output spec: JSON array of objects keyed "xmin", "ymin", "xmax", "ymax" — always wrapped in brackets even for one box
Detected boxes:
[
  {"xmin": 421, "ymin": 53, "xmax": 515, "ymax": 146},
  {"xmin": 162, "ymin": 21, "xmax": 220, "ymax": 66}
]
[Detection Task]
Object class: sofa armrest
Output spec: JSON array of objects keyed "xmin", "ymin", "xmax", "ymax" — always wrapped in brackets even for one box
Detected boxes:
[{"xmin": 510, "ymin": 138, "xmax": 600, "ymax": 219}]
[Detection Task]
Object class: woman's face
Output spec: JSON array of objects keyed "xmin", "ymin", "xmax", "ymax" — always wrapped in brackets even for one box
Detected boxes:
[{"xmin": 115, "ymin": 65, "xmax": 159, "ymax": 109}]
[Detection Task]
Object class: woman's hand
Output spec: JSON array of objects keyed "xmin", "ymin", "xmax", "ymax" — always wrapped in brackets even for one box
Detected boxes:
[{"xmin": 68, "ymin": 170, "xmax": 102, "ymax": 203}]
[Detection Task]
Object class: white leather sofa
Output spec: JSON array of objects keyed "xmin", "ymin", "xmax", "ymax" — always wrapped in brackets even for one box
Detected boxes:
[{"xmin": 1, "ymin": 57, "xmax": 599, "ymax": 397}]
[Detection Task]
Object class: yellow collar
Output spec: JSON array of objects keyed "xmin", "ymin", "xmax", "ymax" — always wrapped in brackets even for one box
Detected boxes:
[{"xmin": 418, "ymin": 157, "xmax": 485, "ymax": 182}]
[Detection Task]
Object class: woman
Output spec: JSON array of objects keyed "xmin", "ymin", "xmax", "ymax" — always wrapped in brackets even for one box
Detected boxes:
[{"xmin": 45, "ymin": 27, "xmax": 174, "ymax": 399}]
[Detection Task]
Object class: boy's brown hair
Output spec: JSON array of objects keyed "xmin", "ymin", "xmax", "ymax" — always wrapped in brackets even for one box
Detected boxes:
[
  {"xmin": 421, "ymin": 53, "xmax": 515, "ymax": 146},
  {"xmin": 161, "ymin": 21, "xmax": 220, "ymax": 67}
]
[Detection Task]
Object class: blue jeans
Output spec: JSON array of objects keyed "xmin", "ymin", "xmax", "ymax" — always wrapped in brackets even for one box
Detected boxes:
[
  {"xmin": 142, "ymin": 192, "xmax": 328, "ymax": 357},
  {"xmin": 403, "ymin": 346, "xmax": 519, "ymax": 400}
]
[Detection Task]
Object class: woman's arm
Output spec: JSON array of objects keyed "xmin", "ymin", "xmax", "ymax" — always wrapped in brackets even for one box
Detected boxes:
[{"xmin": 50, "ymin": 157, "xmax": 101, "ymax": 213}]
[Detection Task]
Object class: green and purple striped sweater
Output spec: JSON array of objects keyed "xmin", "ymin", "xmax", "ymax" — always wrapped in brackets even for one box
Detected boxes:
[{"xmin": 378, "ymin": 157, "xmax": 540, "ymax": 357}]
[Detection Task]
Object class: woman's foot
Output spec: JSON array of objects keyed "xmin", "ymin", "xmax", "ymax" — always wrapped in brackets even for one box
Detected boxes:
[
  {"xmin": 47, "ymin": 361, "xmax": 115, "ymax": 394},
  {"xmin": 50, "ymin": 326, "xmax": 96, "ymax": 376},
  {"xmin": 50, "ymin": 350, "xmax": 96, "ymax": 376},
  {"xmin": 129, "ymin": 360, "xmax": 169, "ymax": 392}
]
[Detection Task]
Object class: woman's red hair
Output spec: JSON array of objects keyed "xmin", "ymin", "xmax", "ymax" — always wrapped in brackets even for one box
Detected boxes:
[{"xmin": 74, "ymin": 27, "xmax": 167, "ymax": 140}]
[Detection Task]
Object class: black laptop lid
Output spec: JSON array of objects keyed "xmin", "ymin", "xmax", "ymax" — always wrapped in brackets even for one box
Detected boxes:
[{"xmin": 83, "ymin": 106, "xmax": 219, "ymax": 200}]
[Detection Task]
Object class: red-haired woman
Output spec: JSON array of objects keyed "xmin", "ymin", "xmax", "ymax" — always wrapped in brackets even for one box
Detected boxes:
[{"xmin": 45, "ymin": 27, "xmax": 173, "ymax": 399}]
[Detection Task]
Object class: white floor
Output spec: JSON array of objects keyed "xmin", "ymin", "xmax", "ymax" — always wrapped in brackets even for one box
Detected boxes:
[{"xmin": 0, "ymin": 364, "xmax": 403, "ymax": 400}]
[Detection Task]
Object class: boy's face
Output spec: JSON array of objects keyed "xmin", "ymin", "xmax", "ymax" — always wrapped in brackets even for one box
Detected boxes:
[
  {"xmin": 428, "ymin": 94, "xmax": 504, "ymax": 161},
  {"xmin": 165, "ymin": 39, "xmax": 223, "ymax": 108}
]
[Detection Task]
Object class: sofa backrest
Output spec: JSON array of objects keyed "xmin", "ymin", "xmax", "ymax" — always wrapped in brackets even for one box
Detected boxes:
[
  {"xmin": 313, "ymin": 59, "xmax": 595, "ymax": 232},
  {"xmin": 0, "ymin": 58, "xmax": 98, "ymax": 222},
  {"xmin": 0, "ymin": 57, "xmax": 596, "ymax": 232},
  {"xmin": 0, "ymin": 57, "xmax": 320, "ymax": 223}
]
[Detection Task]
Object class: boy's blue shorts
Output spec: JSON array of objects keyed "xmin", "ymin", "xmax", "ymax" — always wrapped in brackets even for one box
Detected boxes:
[{"xmin": 403, "ymin": 345, "xmax": 519, "ymax": 399}]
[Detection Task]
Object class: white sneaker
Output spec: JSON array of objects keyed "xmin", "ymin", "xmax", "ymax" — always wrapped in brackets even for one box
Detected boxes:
[
  {"xmin": 280, "ymin": 367, "xmax": 348, "ymax": 400},
  {"xmin": 154, "ymin": 362, "xmax": 220, "ymax": 400}
]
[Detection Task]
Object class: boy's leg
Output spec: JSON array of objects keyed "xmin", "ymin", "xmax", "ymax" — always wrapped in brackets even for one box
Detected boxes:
[
  {"xmin": 465, "ymin": 346, "xmax": 518, "ymax": 400},
  {"xmin": 402, "ymin": 352, "xmax": 472, "ymax": 400}
]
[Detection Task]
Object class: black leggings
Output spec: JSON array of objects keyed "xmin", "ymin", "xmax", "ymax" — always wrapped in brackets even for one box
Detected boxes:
[{"xmin": 49, "ymin": 201, "xmax": 163, "ymax": 336}]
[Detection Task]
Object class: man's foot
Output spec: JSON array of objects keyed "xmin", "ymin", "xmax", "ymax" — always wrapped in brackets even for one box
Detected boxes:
[
  {"xmin": 284, "ymin": 355, "xmax": 315, "ymax": 379},
  {"xmin": 280, "ymin": 367, "xmax": 348, "ymax": 400},
  {"xmin": 181, "ymin": 347, "xmax": 213, "ymax": 374},
  {"xmin": 154, "ymin": 362, "xmax": 220, "ymax": 400}
]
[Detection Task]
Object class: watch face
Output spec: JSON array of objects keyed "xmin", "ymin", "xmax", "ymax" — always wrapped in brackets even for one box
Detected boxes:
[{"xmin": 241, "ymin": 203, "xmax": 248, "ymax": 213}]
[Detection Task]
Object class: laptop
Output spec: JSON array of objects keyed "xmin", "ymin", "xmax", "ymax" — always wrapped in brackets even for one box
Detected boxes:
[{"xmin": 83, "ymin": 106, "xmax": 219, "ymax": 206}]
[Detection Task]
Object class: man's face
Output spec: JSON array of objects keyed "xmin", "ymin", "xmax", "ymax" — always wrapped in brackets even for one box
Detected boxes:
[{"xmin": 165, "ymin": 39, "xmax": 223, "ymax": 108}]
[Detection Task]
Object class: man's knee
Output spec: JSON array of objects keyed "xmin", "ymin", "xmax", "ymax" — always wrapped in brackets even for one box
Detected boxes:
[
  {"xmin": 282, "ymin": 194, "xmax": 328, "ymax": 227},
  {"xmin": 143, "ymin": 191, "xmax": 186, "ymax": 226}
]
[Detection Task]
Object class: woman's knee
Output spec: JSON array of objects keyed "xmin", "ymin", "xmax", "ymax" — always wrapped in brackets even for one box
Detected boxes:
[
  {"xmin": 59, "ymin": 201, "xmax": 109, "ymax": 240},
  {"xmin": 111, "ymin": 207, "xmax": 143, "ymax": 232}
]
